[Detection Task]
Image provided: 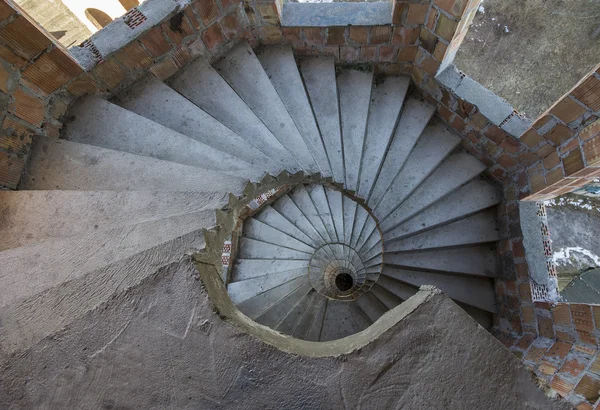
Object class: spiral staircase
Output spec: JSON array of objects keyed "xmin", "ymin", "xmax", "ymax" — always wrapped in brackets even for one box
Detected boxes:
[{"xmin": 0, "ymin": 41, "xmax": 504, "ymax": 356}]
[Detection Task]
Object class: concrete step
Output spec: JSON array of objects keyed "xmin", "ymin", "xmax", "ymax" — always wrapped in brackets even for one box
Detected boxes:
[
  {"xmin": 231, "ymin": 259, "xmax": 309, "ymax": 282},
  {"xmin": 256, "ymin": 281, "xmax": 313, "ymax": 329},
  {"xmin": 369, "ymin": 283, "xmax": 403, "ymax": 310},
  {"xmin": 215, "ymin": 42, "xmax": 318, "ymax": 173},
  {"xmin": 306, "ymin": 184, "xmax": 339, "ymax": 243},
  {"xmin": 0, "ymin": 228, "xmax": 206, "ymax": 358},
  {"xmin": 292, "ymin": 293, "xmax": 325, "ymax": 339},
  {"xmin": 227, "ymin": 269, "xmax": 308, "ymax": 304},
  {"xmin": 357, "ymin": 77, "xmax": 409, "ymax": 200},
  {"xmin": 257, "ymin": 45, "xmax": 331, "ymax": 177},
  {"xmin": 385, "ymin": 244, "xmax": 498, "ymax": 278},
  {"xmin": 380, "ymin": 151, "xmax": 487, "ymax": 232},
  {"xmin": 304, "ymin": 296, "xmax": 328, "ymax": 341},
  {"xmin": 290, "ymin": 185, "xmax": 334, "ymax": 243},
  {"xmin": 243, "ymin": 218, "xmax": 316, "ymax": 254},
  {"xmin": 63, "ymin": 97, "xmax": 263, "ymax": 179},
  {"xmin": 376, "ymin": 274, "xmax": 419, "ymax": 301},
  {"xmin": 238, "ymin": 237, "xmax": 312, "ymax": 260},
  {"xmin": 382, "ymin": 266, "xmax": 496, "ymax": 312},
  {"xmin": 276, "ymin": 288, "xmax": 318, "ymax": 335},
  {"xmin": 354, "ymin": 291, "xmax": 387, "ymax": 323},
  {"xmin": 324, "ymin": 187, "xmax": 345, "ymax": 243},
  {"xmin": 458, "ymin": 302, "xmax": 493, "ymax": 329},
  {"xmin": 299, "ymin": 56, "xmax": 344, "ymax": 183},
  {"xmin": 254, "ymin": 206, "xmax": 317, "ymax": 248},
  {"xmin": 319, "ymin": 300, "xmax": 371, "ymax": 342},
  {"xmin": 349, "ymin": 206, "xmax": 369, "ymax": 249},
  {"xmin": 373, "ymin": 123, "xmax": 461, "ymax": 220},
  {"xmin": 0, "ymin": 191, "xmax": 229, "ymax": 251},
  {"xmin": 338, "ymin": 68, "xmax": 373, "ymax": 192},
  {"xmin": 367, "ymin": 98, "xmax": 435, "ymax": 205},
  {"xmin": 272, "ymin": 195, "xmax": 328, "ymax": 248},
  {"xmin": 355, "ymin": 218, "xmax": 378, "ymax": 256},
  {"xmin": 385, "ymin": 179, "xmax": 502, "ymax": 241},
  {"xmin": 386, "ymin": 209, "xmax": 499, "ymax": 252},
  {"xmin": 0, "ymin": 209, "xmax": 214, "ymax": 311},
  {"xmin": 168, "ymin": 57, "xmax": 299, "ymax": 171},
  {"xmin": 236, "ymin": 275, "xmax": 307, "ymax": 319},
  {"xmin": 342, "ymin": 194, "xmax": 358, "ymax": 247},
  {"xmin": 22, "ymin": 137, "xmax": 247, "ymax": 193},
  {"xmin": 116, "ymin": 76, "xmax": 281, "ymax": 172}
]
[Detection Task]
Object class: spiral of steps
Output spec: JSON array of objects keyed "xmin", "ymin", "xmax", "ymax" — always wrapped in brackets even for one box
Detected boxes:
[{"xmin": 0, "ymin": 41, "xmax": 502, "ymax": 353}]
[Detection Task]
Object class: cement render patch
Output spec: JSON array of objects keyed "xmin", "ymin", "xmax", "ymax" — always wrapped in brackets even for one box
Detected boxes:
[
  {"xmin": 0, "ymin": 257, "xmax": 569, "ymax": 409},
  {"xmin": 281, "ymin": 3, "xmax": 392, "ymax": 27}
]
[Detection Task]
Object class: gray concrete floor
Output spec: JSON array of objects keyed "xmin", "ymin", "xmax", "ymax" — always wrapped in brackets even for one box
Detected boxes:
[
  {"xmin": 546, "ymin": 194, "xmax": 600, "ymax": 293},
  {"xmin": 454, "ymin": 0, "xmax": 600, "ymax": 119}
]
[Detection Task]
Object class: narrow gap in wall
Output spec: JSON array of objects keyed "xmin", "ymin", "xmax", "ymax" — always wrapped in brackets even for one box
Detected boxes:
[
  {"xmin": 11, "ymin": 0, "xmax": 145, "ymax": 49},
  {"xmin": 453, "ymin": 0, "xmax": 600, "ymax": 119},
  {"xmin": 544, "ymin": 182, "xmax": 600, "ymax": 303}
]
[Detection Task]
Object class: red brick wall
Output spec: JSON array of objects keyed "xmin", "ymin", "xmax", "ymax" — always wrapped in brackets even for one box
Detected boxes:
[{"xmin": 0, "ymin": 1, "xmax": 82, "ymax": 189}]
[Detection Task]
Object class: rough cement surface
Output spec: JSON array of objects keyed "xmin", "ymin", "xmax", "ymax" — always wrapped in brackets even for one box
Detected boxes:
[
  {"xmin": 0, "ymin": 257, "xmax": 569, "ymax": 409},
  {"xmin": 546, "ymin": 194, "xmax": 600, "ymax": 290},
  {"xmin": 455, "ymin": 0, "xmax": 600, "ymax": 118}
]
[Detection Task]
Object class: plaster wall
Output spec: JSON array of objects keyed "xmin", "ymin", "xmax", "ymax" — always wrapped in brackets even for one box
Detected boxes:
[{"xmin": 0, "ymin": 257, "xmax": 569, "ymax": 409}]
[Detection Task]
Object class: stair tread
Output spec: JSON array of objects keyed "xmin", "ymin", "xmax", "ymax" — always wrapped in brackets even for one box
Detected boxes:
[
  {"xmin": 228, "ymin": 269, "xmax": 308, "ymax": 305},
  {"xmin": 257, "ymin": 45, "xmax": 331, "ymax": 176},
  {"xmin": 0, "ymin": 191, "xmax": 229, "ymax": 251},
  {"xmin": 374, "ymin": 122, "xmax": 461, "ymax": 220},
  {"xmin": 367, "ymin": 98, "xmax": 435, "ymax": 206},
  {"xmin": 319, "ymin": 300, "xmax": 371, "ymax": 342},
  {"xmin": 22, "ymin": 137, "xmax": 248, "ymax": 192},
  {"xmin": 385, "ymin": 179, "xmax": 502, "ymax": 241},
  {"xmin": 169, "ymin": 57, "xmax": 299, "ymax": 171},
  {"xmin": 292, "ymin": 293, "xmax": 325, "ymax": 339},
  {"xmin": 354, "ymin": 291, "xmax": 387, "ymax": 323},
  {"xmin": 237, "ymin": 275, "xmax": 307, "ymax": 319},
  {"xmin": 64, "ymin": 97, "xmax": 261, "ymax": 178},
  {"xmin": 254, "ymin": 206, "xmax": 317, "ymax": 247},
  {"xmin": 0, "ymin": 210, "xmax": 212, "ymax": 310},
  {"xmin": 238, "ymin": 237, "xmax": 312, "ymax": 260},
  {"xmin": 300, "ymin": 56, "xmax": 344, "ymax": 183},
  {"xmin": 357, "ymin": 77, "xmax": 410, "ymax": 200},
  {"xmin": 244, "ymin": 218, "xmax": 316, "ymax": 254},
  {"xmin": 385, "ymin": 209, "xmax": 499, "ymax": 252},
  {"xmin": 369, "ymin": 283, "xmax": 403, "ymax": 310},
  {"xmin": 116, "ymin": 76, "xmax": 280, "ymax": 171},
  {"xmin": 306, "ymin": 184, "xmax": 339, "ymax": 243},
  {"xmin": 305, "ymin": 296, "xmax": 328, "ymax": 341},
  {"xmin": 215, "ymin": 42, "xmax": 317, "ymax": 173},
  {"xmin": 338, "ymin": 68, "xmax": 373, "ymax": 192},
  {"xmin": 272, "ymin": 195, "xmax": 328, "ymax": 249},
  {"xmin": 380, "ymin": 151, "xmax": 487, "ymax": 232},
  {"xmin": 290, "ymin": 185, "xmax": 334, "ymax": 244},
  {"xmin": 386, "ymin": 244, "xmax": 498, "ymax": 277},
  {"xmin": 256, "ymin": 281, "xmax": 313, "ymax": 329},
  {"xmin": 231, "ymin": 259, "xmax": 309, "ymax": 282},
  {"xmin": 277, "ymin": 288, "xmax": 318, "ymax": 335},
  {"xmin": 382, "ymin": 266, "xmax": 496, "ymax": 312}
]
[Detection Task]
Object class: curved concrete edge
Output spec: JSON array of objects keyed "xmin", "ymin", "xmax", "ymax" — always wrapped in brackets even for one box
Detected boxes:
[{"xmin": 195, "ymin": 260, "xmax": 437, "ymax": 358}]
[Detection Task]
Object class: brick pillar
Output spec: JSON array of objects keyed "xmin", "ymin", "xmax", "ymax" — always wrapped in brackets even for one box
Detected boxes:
[
  {"xmin": 245, "ymin": 0, "xmax": 284, "ymax": 44},
  {"xmin": 410, "ymin": 0, "xmax": 480, "ymax": 81}
]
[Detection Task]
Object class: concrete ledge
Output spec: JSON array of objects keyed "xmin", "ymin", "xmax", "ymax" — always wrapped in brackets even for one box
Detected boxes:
[
  {"xmin": 68, "ymin": 0, "xmax": 179, "ymax": 69},
  {"xmin": 197, "ymin": 258, "xmax": 438, "ymax": 357},
  {"xmin": 281, "ymin": 2, "xmax": 392, "ymax": 27},
  {"xmin": 436, "ymin": 65, "xmax": 533, "ymax": 138}
]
